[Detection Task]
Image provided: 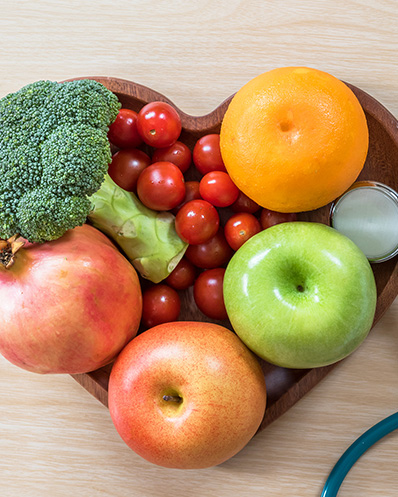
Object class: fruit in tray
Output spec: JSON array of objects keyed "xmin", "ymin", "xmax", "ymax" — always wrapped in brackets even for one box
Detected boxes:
[
  {"xmin": 220, "ymin": 66, "xmax": 369, "ymax": 212},
  {"xmin": 0, "ymin": 67, "xmax": 380, "ymax": 468},
  {"xmin": 108, "ymin": 321, "xmax": 267, "ymax": 469},
  {"xmin": 0, "ymin": 224, "xmax": 142, "ymax": 374},
  {"xmin": 223, "ymin": 222, "xmax": 377, "ymax": 369}
]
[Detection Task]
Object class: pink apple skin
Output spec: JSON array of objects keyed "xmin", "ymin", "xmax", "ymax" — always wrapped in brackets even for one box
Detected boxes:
[
  {"xmin": 108, "ymin": 321, "xmax": 267, "ymax": 469},
  {"xmin": 0, "ymin": 224, "xmax": 142, "ymax": 374}
]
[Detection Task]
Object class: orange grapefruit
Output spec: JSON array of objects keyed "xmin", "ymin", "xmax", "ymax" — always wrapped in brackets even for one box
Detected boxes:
[{"xmin": 219, "ymin": 67, "xmax": 369, "ymax": 212}]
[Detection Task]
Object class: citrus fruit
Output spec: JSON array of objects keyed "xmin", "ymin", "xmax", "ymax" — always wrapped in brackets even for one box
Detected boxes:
[{"xmin": 219, "ymin": 67, "xmax": 369, "ymax": 212}]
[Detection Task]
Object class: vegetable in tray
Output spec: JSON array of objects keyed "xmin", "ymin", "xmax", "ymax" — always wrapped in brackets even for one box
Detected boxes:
[
  {"xmin": 0, "ymin": 79, "xmax": 186, "ymax": 282},
  {"xmin": 0, "ymin": 79, "xmax": 120, "ymax": 243},
  {"xmin": 89, "ymin": 174, "xmax": 187, "ymax": 284}
]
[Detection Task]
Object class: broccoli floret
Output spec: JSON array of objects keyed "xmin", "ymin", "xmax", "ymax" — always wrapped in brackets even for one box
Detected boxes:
[{"xmin": 0, "ymin": 79, "xmax": 121, "ymax": 243}]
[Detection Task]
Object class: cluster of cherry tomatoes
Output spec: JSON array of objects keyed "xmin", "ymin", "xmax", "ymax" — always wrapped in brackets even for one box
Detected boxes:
[{"xmin": 107, "ymin": 101, "xmax": 296, "ymax": 329}]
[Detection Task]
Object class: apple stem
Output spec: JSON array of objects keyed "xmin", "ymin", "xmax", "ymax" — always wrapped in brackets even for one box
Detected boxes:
[{"xmin": 163, "ymin": 395, "xmax": 182, "ymax": 403}]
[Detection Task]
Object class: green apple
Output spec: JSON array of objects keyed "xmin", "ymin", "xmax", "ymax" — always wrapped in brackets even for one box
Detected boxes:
[
  {"xmin": 108, "ymin": 321, "xmax": 267, "ymax": 469},
  {"xmin": 223, "ymin": 222, "xmax": 377, "ymax": 369}
]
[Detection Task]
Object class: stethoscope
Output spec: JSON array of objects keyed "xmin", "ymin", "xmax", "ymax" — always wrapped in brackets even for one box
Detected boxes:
[{"xmin": 321, "ymin": 411, "xmax": 398, "ymax": 496}]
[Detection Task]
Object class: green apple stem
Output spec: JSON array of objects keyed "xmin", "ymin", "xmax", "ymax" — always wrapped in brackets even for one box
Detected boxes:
[{"xmin": 163, "ymin": 395, "xmax": 182, "ymax": 403}]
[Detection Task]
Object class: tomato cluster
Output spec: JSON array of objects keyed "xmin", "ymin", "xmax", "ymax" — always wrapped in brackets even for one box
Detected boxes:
[{"xmin": 108, "ymin": 103, "xmax": 297, "ymax": 328}]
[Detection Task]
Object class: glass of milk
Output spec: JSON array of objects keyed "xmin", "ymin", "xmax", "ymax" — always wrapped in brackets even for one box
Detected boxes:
[{"xmin": 330, "ymin": 181, "xmax": 398, "ymax": 263}]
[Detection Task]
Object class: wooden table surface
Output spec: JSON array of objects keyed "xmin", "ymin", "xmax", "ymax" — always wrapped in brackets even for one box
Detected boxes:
[{"xmin": 1, "ymin": 1, "xmax": 397, "ymax": 496}]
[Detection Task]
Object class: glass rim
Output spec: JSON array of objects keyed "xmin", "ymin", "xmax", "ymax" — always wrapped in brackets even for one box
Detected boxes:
[{"xmin": 330, "ymin": 181, "xmax": 398, "ymax": 263}]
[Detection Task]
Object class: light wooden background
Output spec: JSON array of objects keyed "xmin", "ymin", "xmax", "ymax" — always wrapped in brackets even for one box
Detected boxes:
[{"xmin": 1, "ymin": 1, "xmax": 397, "ymax": 496}]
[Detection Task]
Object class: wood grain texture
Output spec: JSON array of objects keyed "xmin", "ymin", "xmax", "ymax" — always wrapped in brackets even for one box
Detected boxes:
[{"xmin": 1, "ymin": 1, "xmax": 398, "ymax": 496}]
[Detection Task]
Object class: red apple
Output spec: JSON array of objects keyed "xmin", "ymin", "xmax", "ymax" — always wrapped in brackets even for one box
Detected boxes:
[{"xmin": 108, "ymin": 321, "xmax": 267, "ymax": 469}]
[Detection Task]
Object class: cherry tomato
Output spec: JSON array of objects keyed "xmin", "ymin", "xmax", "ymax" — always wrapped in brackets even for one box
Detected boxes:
[
  {"xmin": 108, "ymin": 149, "xmax": 151, "ymax": 192},
  {"xmin": 224, "ymin": 213, "xmax": 262, "ymax": 251},
  {"xmin": 142, "ymin": 284, "xmax": 181, "ymax": 328},
  {"xmin": 172, "ymin": 181, "xmax": 202, "ymax": 214},
  {"xmin": 193, "ymin": 134, "xmax": 227, "ymax": 174},
  {"xmin": 199, "ymin": 171, "xmax": 239, "ymax": 208},
  {"xmin": 175, "ymin": 199, "xmax": 219, "ymax": 245},
  {"xmin": 152, "ymin": 141, "xmax": 191, "ymax": 174},
  {"xmin": 260, "ymin": 208, "xmax": 297, "ymax": 229},
  {"xmin": 231, "ymin": 191, "xmax": 261, "ymax": 214},
  {"xmin": 185, "ymin": 228, "xmax": 233, "ymax": 269},
  {"xmin": 137, "ymin": 161, "xmax": 186, "ymax": 211},
  {"xmin": 183, "ymin": 181, "xmax": 201, "ymax": 202},
  {"xmin": 137, "ymin": 101, "xmax": 182, "ymax": 148},
  {"xmin": 193, "ymin": 268, "xmax": 228, "ymax": 320},
  {"xmin": 108, "ymin": 108, "xmax": 142, "ymax": 149},
  {"xmin": 165, "ymin": 257, "xmax": 196, "ymax": 290}
]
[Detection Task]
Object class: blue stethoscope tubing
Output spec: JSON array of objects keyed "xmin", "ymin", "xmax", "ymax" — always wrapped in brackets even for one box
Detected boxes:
[{"xmin": 321, "ymin": 411, "xmax": 398, "ymax": 496}]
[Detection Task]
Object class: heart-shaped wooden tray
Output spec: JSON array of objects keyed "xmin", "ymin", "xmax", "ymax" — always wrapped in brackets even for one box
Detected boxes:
[{"xmin": 72, "ymin": 77, "xmax": 398, "ymax": 432}]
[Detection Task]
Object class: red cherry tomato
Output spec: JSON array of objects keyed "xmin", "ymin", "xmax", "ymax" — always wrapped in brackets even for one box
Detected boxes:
[
  {"xmin": 224, "ymin": 213, "xmax": 262, "ymax": 251},
  {"xmin": 193, "ymin": 268, "xmax": 228, "ymax": 320},
  {"xmin": 193, "ymin": 134, "xmax": 226, "ymax": 174},
  {"xmin": 137, "ymin": 101, "xmax": 182, "ymax": 148},
  {"xmin": 231, "ymin": 191, "xmax": 261, "ymax": 214},
  {"xmin": 108, "ymin": 108, "xmax": 142, "ymax": 149},
  {"xmin": 108, "ymin": 149, "xmax": 151, "ymax": 192},
  {"xmin": 172, "ymin": 181, "xmax": 202, "ymax": 214},
  {"xmin": 175, "ymin": 199, "xmax": 219, "ymax": 245},
  {"xmin": 183, "ymin": 181, "xmax": 201, "ymax": 202},
  {"xmin": 142, "ymin": 284, "xmax": 181, "ymax": 328},
  {"xmin": 260, "ymin": 208, "xmax": 297, "ymax": 229},
  {"xmin": 165, "ymin": 257, "xmax": 196, "ymax": 290},
  {"xmin": 199, "ymin": 171, "xmax": 239, "ymax": 208},
  {"xmin": 137, "ymin": 162, "xmax": 186, "ymax": 211},
  {"xmin": 152, "ymin": 141, "xmax": 191, "ymax": 174},
  {"xmin": 185, "ymin": 228, "xmax": 233, "ymax": 269}
]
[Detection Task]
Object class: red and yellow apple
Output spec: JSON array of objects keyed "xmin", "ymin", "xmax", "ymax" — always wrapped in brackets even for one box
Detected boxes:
[{"xmin": 108, "ymin": 321, "xmax": 267, "ymax": 469}]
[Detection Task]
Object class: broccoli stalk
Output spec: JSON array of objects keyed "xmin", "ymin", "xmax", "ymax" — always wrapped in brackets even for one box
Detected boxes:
[{"xmin": 89, "ymin": 174, "xmax": 187, "ymax": 284}]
